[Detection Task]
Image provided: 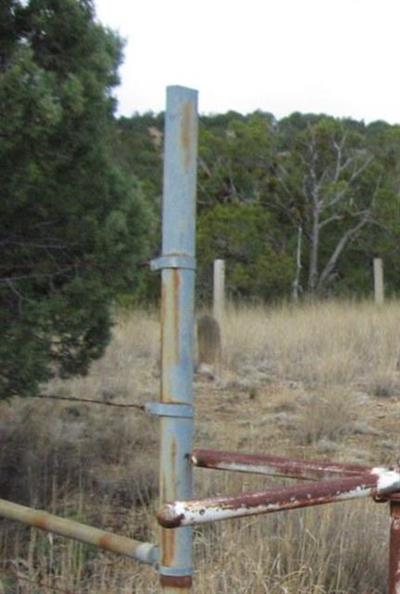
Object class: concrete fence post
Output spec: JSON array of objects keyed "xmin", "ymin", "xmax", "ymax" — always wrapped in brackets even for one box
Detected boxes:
[
  {"xmin": 373, "ymin": 258, "xmax": 384, "ymax": 305},
  {"xmin": 213, "ymin": 259, "xmax": 225, "ymax": 324}
]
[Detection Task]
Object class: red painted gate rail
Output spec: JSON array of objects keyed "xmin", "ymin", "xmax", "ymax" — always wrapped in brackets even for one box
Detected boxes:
[{"xmin": 157, "ymin": 448, "xmax": 400, "ymax": 593}]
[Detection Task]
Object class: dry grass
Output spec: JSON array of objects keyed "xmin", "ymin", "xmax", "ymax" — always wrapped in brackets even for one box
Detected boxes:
[
  {"xmin": 222, "ymin": 300, "xmax": 400, "ymax": 390},
  {"xmin": 1, "ymin": 300, "xmax": 400, "ymax": 592}
]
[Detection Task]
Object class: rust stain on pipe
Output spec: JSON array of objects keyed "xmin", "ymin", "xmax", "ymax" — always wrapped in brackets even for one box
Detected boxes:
[
  {"xmin": 98, "ymin": 533, "xmax": 114, "ymax": 550},
  {"xmin": 161, "ymin": 513, "xmax": 185, "ymax": 530},
  {"xmin": 161, "ymin": 529, "xmax": 176, "ymax": 566},
  {"xmin": 160, "ymin": 575, "xmax": 192, "ymax": 588},
  {"xmin": 161, "ymin": 270, "xmax": 182, "ymax": 399},
  {"xmin": 170, "ymin": 437, "xmax": 178, "ymax": 489},
  {"xmin": 32, "ymin": 516, "xmax": 49, "ymax": 530},
  {"xmin": 181, "ymin": 101, "xmax": 194, "ymax": 171},
  {"xmin": 173, "ymin": 269, "xmax": 181, "ymax": 365}
]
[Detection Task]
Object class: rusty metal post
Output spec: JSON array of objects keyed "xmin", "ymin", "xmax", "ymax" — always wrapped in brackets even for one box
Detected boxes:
[
  {"xmin": 389, "ymin": 501, "xmax": 400, "ymax": 593},
  {"xmin": 151, "ymin": 86, "xmax": 198, "ymax": 592}
]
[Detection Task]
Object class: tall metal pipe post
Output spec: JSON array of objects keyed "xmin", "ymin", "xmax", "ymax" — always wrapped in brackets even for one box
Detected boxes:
[{"xmin": 151, "ymin": 86, "xmax": 198, "ymax": 593}]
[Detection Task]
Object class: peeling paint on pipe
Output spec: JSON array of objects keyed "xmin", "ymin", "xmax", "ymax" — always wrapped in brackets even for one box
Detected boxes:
[
  {"xmin": 0, "ymin": 498, "xmax": 158, "ymax": 564},
  {"xmin": 191, "ymin": 449, "xmax": 370, "ymax": 481},
  {"xmin": 158, "ymin": 467, "xmax": 400, "ymax": 528}
]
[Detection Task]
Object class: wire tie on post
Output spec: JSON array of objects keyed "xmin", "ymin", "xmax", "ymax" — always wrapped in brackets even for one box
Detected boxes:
[
  {"xmin": 159, "ymin": 565, "xmax": 193, "ymax": 577},
  {"xmin": 150, "ymin": 255, "xmax": 196, "ymax": 271},
  {"xmin": 145, "ymin": 402, "xmax": 194, "ymax": 418}
]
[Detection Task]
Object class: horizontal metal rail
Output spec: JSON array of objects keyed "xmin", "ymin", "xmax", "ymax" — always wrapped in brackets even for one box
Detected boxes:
[
  {"xmin": 191, "ymin": 449, "xmax": 370, "ymax": 481},
  {"xmin": 0, "ymin": 498, "xmax": 158, "ymax": 565},
  {"xmin": 158, "ymin": 466, "xmax": 400, "ymax": 528}
]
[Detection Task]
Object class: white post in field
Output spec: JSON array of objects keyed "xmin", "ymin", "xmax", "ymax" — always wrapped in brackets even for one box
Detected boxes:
[
  {"xmin": 373, "ymin": 258, "xmax": 384, "ymax": 305},
  {"xmin": 213, "ymin": 259, "xmax": 225, "ymax": 324}
]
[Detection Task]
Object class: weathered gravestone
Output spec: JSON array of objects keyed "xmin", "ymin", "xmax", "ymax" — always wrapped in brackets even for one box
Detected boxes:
[{"xmin": 196, "ymin": 314, "xmax": 222, "ymax": 379}]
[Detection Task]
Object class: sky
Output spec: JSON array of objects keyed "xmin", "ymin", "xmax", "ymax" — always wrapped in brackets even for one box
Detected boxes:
[{"xmin": 95, "ymin": 0, "xmax": 400, "ymax": 124}]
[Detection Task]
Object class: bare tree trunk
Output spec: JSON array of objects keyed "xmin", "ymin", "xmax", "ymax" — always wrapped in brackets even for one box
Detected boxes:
[
  {"xmin": 308, "ymin": 209, "xmax": 320, "ymax": 293},
  {"xmin": 275, "ymin": 123, "xmax": 375, "ymax": 300},
  {"xmin": 292, "ymin": 226, "xmax": 303, "ymax": 301},
  {"xmin": 317, "ymin": 213, "xmax": 370, "ymax": 291}
]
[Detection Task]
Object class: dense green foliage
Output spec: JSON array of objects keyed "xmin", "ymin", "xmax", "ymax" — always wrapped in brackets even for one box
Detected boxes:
[
  {"xmin": 198, "ymin": 203, "xmax": 293, "ymax": 301},
  {"xmin": 0, "ymin": 0, "xmax": 150, "ymax": 398},
  {"xmin": 116, "ymin": 110, "xmax": 400, "ymax": 302}
]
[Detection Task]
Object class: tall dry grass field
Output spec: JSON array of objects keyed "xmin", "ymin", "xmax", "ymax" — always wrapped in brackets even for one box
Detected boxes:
[{"xmin": 1, "ymin": 300, "xmax": 400, "ymax": 592}]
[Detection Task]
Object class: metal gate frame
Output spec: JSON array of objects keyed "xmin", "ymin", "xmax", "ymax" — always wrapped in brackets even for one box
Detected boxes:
[{"xmin": 1, "ymin": 85, "xmax": 400, "ymax": 593}]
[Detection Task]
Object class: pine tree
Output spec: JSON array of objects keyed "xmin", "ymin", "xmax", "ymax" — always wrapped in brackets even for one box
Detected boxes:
[{"xmin": 0, "ymin": 0, "xmax": 150, "ymax": 398}]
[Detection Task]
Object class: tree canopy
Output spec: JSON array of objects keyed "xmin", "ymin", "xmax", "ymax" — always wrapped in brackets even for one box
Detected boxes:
[
  {"xmin": 0, "ymin": 0, "xmax": 150, "ymax": 399},
  {"xmin": 116, "ymin": 109, "xmax": 400, "ymax": 302}
]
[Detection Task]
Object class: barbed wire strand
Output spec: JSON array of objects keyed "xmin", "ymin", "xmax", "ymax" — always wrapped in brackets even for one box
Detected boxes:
[{"xmin": 34, "ymin": 394, "xmax": 146, "ymax": 411}]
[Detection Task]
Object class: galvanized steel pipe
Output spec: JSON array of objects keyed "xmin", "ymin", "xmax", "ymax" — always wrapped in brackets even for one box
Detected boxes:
[
  {"xmin": 0, "ymin": 498, "xmax": 158, "ymax": 564},
  {"xmin": 156, "ymin": 85, "xmax": 198, "ymax": 593}
]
